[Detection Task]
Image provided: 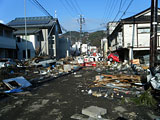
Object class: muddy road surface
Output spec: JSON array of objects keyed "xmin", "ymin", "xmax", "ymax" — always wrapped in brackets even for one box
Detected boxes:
[{"xmin": 0, "ymin": 68, "xmax": 159, "ymax": 120}]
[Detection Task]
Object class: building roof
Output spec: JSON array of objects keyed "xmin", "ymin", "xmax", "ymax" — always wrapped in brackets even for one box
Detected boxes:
[
  {"xmin": 0, "ymin": 23, "xmax": 16, "ymax": 30},
  {"xmin": 121, "ymin": 8, "xmax": 160, "ymax": 24},
  {"xmin": 108, "ymin": 8, "xmax": 160, "ymax": 40},
  {"xmin": 8, "ymin": 16, "xmax": 62, "ymax": 33},
  {"xmin": 14, "ymin": 29, "xmax": 42, "ymax": 35}
]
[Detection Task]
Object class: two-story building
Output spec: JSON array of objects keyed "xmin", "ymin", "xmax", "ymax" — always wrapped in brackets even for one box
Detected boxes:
[
  {"xmin": 8, "ymin": 16, "xmax": 62, "ymax": 60},
  {"xmin": 107, "ymin": 8, "xmax": 160, "ymax": 62},
  {"xmin": 0, "ymin": 23, "xmax": 16, "ymax": 58}
]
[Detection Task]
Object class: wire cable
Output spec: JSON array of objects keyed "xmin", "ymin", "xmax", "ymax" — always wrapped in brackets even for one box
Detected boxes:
[
  {"xmin": 74, "ymin": 0, "xmax": 83, "ymax": 14},
  {"xmin": 104, "ymin": 0, "xmax": 117, "ymax": 23},
  {"xmin": 118, "ymin": 0, "xmax": 134, "ymax": 21},
  {"xmin": 59, "ymin": 0, "xmax": 75, "ymax": 17},
  {"xmin": 64, "ymin": 0, "xmax": 78, "ymax": 15},
  {"xmin": 32, "ymin": 0, "xmax": 52, "ymax": 16},
  {"xmin": 112, "ymin": 0, "xmax": 123, "ymax": 23},
  {"xmin": 101, "ymin": 0, "xmax": 112, "ymax": 23},
  {"xmin": 69, "ymin": 0, "xmax": 80, "ymax": 15}
]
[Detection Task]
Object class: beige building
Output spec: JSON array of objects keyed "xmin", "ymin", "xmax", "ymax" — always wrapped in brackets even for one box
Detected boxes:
[
  {"xmin": 107, "ymin": 8, "xmax": 160, "ymax": 61},
  {"xmin": 8, "ymin": 16, "xmax": 62, "ymax": 60}
]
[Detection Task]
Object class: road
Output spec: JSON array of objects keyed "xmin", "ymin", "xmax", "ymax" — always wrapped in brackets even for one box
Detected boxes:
[{"xmin": 0, "ymin": 68, "xmax": 159, "ymax": 120}]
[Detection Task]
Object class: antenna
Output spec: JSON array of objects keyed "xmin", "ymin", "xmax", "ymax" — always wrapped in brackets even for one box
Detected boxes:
[{"xmin": 55, "ymin": 10, "xmax": 57, "ymax": 18}]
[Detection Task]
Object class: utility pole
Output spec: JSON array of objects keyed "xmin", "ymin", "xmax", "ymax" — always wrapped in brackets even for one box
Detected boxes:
[
  {"xmin": 150, "ymin": 0, "xmax": 158, "ymax": 69},
  {"xmin": 24, "ymin": 0, "xmax": 28, "ymax": 59},
  {"xmin": 79, "ymin": 15, "xmax": 85, "ymax": 43}
]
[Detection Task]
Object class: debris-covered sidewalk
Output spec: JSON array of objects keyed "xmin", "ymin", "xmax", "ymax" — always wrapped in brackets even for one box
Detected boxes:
[{"xmin": 0, "ymin": 56, "xmax": 82, "ymax": 94}]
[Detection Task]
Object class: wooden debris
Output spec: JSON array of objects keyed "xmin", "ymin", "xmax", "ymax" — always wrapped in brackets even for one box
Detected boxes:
[{"xmin": 91, "ymin": 74, "xmax": 142, "ymax": 88}]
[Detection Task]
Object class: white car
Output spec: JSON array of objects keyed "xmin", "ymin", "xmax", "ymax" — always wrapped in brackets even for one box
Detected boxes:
[
  {"xmin": 0, "ymin": 58, "xmax": 17, "ymax": 68},
  {"xmin": 31, "ymin": 57, "xmax": 56, "ymax": 67}
]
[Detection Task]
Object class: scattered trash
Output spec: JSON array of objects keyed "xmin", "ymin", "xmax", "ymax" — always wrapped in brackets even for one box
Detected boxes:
[
  {"xmin": 74, "ymin": 75, "xmax": 82, "ymax": 78},
  {"xmin": 2, "ymin": 76, "xmax": 32, "ymax": 93},
  {"xmin": 88, "ymin": 89, "xmax": 92, "ymax": 94}
]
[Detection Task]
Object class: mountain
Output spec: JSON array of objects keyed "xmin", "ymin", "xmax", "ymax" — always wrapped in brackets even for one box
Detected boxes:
[{"xmin": 60, "ymin": 30, "xmax": 106, "ymax": 48}]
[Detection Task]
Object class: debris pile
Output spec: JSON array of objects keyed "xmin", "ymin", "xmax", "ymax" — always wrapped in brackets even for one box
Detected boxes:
[
  {"xmin": 0, "ymin": 56, "xmax": 82, "ymax": 94},
  {"xmin": 84, "ymin": 61, "xmax": 149, "ymax": 99}
]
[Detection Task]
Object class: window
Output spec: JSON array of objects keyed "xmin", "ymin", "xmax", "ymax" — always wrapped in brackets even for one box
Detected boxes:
[
  {"xmin": 4, "ymin": 30, "xmax": 12, "ymax": 38},
  {"xmin": 48, "ymin": 40, "xmax": 54, "ymax": 44},
  {"xmin": 138, "ymin": 28, "xmax": 150, "ymax": 33},
  {"xmin": 23, "ymin": 49, "xmax": 30, "ymax": 58},
  {"xmin": 23, "ymin": 50, "xmax": 26, "ymax": 58},
  {"xmin": 49, "ymin": 49, "xmax": 54, "ymax": 55},
  {"xmin": 0, "ymin": 28, "xmax": 3, "ymax": 36},
  {"xmin": 157, "ymin": 27, "xmax": 160, "ymax": 32},
  {"xmin": 27, "ymin": 49, "xmax": 30, "ymax": 58}
]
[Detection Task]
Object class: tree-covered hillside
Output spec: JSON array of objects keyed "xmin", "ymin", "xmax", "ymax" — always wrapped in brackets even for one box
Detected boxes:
[{"xmin": 60, "ymin": 30, "xmax": 106, "ymax": 48}]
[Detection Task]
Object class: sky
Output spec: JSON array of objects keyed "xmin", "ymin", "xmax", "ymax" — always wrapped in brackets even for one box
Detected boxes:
[{"xmin": 0, "ymin": 0, "xmax": 159, "ymax": 33}]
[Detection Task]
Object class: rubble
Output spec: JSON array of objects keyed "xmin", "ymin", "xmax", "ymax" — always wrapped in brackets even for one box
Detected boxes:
[
  {"xmin": 0, "ymin": 56, "xmax": 83, "ymax": 95},
  {"xmin": 0, "ymin": 76, "xmax": 32, "ymax": 93}
]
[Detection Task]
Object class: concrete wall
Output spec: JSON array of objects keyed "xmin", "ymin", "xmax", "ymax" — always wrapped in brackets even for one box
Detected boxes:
[
  {"xmin": 0, "ymin": 25, "xmax": 16, "ymax": 58},
  {"xmin": 0, "ymin": 36, "xmax": 16, "ymax": 49},
  {"xmin": 59, "ymin": 38, "xmax": 71, "ymax": 58},
  {"xmin": 110, "ymin": 23, "xmax": 160, "ymax": 51},
  {"xmin": 41, "ymin": 29, "xmax": 49, "ymax": 55},
  {"xmin": 123, "ymin": 24, "xmax": 138, "ymax": 48},
  {"xmin": 16, "ymin": 35, "xmax": 37, "ymax": 60}
]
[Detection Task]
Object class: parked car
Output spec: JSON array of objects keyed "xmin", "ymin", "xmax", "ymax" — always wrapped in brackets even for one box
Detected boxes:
[
  {"xmin": 0, "ymin": 58, "xmax": 17, "ymax": 68},
  {"xmin": 108, "ymin": 53, "xmax": 120, "ymax": 62},
  {"xmin": 31, "ymin": 56, "xmax": 56, "ymax": 67}
]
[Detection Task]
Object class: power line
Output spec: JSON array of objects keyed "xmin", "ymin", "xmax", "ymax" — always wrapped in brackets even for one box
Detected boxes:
[
  {"xmin": 59, "ymin": 0, "xmax": 75, "ymax": 17},
  {"xmin": 69, "ymin": 0, "xmax": 80, "ymax": 15},
  {"xmin": 118, "ymin": 0, "xmax": 134, "ymax": 21},
  {"xmin": 111, "ymin": 0, "xmax": 123, "ymax": 23},
  {"xmin": 104, "ymin": 0, "xmax": 117, "ymax": 23},
  {"xmin": 64, "ymin": 0, "xmax": 78, "ymax": 15},
  {"xmin": 84, "ymin": 26, "xmax": 106, "ymax": 32},
  {"xmin": 30, "ymin": 0, "xmax": 69, "ymax": 32},
  {"xmin": 74, "ymin": 0, "xmax": 83, "ymax": 14},
  {"xmin": 101, "ymin": 0, "xmax": 112, "ymax": 23},
  {"xmin": 109, "ymin": 0, "xmax": 134, "ymax": 30},
  {"xmin": 31, "ymin": 0, "xmax": 52, "ymax": 16}
]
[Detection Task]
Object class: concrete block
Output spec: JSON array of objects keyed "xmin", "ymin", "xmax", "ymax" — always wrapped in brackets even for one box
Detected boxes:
[
  {"xmin": 71, "ymin": 114, "xmax": 88, "ymax": 120},
  {"xmin": 82, "ymin": 106, "xmax": 107, "ymax": 118},
  {"xmin": 63, "ymin": 64, "xmax": 71, "ymax": 72}
]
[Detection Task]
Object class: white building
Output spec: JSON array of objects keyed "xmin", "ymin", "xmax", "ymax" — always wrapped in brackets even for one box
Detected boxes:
[
  {"xmin": 8, "ymin": 16, "xmax": 62, "ymax": 60},
  {"xmin": 81, "ymin": 44, "xmax": 88, "ymax": 54},
  {"xmin": 101, "ymin": 38, "xmax": 108, "ymax": 58},
  {"xmin": 0, "ymin": 23, "xmax": 16, "ymax": 58},
  {"xmin": 107, "ymin": 8, "xmax": 160, "ymax": 61},
  {"xmin": 71, "ymin": 42, "xmax": 81, "ymax": 56}
]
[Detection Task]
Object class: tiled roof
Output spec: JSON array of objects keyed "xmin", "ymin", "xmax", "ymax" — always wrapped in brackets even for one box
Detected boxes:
[
  {"xmin": 8, "ymin": 16, "xmax": 62, "ymax": 34},
  {"xmin": 121, "ymin": 8, "xmax": 160, "ymax": 23},
  {"xmin": 0, "ymin": 23, "xmax": 16, "ymax": 30},
  {"xmin": 14, "ymin": 29, "xmax": 42, "ymax": 35},
  {"xmin": 8, "ymin": 16, "xmax": 56, "ymax": 28}
]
